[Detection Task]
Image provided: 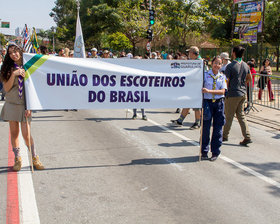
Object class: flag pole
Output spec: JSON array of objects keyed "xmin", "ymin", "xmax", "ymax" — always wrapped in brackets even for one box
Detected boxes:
[
  {"xmin": 199, "ymin": 109, "xmax": 204, "ymax": 162},
  {"xmin": 25, "ymin": 115, "xmax": 34, "ymax": 173},
  {"xmin": 199, "ymin": 61, "xmax": 205, "ymax": 162},
  {"xmin": 22, "ymin": 35, "xmax": 34, "ymax": 172}
]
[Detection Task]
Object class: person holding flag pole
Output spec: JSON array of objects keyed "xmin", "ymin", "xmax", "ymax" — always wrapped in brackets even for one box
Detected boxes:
[
  {"xmin": 0, "ymin": 43, "xmax": 44, "ymax": 171},
  {"xmin": 200, "ymin": 56, "xmax": 227, "ymax": 162}
]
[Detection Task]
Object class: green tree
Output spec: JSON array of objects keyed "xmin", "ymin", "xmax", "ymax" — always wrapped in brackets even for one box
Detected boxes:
[
  {"xmin": 117, "ymin": 0, "xmax": 150, "ymax": 54},
  {"xmin": 160, "ymin": 0, "xmax": 224, "ymax": 49},
  {"xmin": 50, "ymin": 0, "xmax": 76, "ymax": 44},
  {"xmin": 0, "ymin": 33, "xmax": 7, "ymax": 49},
  {"xmin": 107, "ymin": 32, "xmax": 132, "ymax": 51},
  {"xmin": 201, "ymin": 0, "xmax": 233, "ymax": 41},
  {"xmin": 264, "ymin": 0, "xmax": 280, "ymax": 71}
]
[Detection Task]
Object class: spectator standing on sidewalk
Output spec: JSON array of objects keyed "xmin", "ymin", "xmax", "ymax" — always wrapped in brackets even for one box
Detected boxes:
[
  {"xmin": 258, "ymin": 58, "xmax": 274, "ymax": 102},
  {"xmin": 223, "ymin": 46, "xmax": 252, "ymax": 146},
  {"xmin": 245, "ymin": 60, "xmax": 256, "ymax": 110},
  {"xmin": 201, "ymin": 56, "xmax": 227, "ymax": 161},
  {"xmin": 0, "ymin": 44, "xmax": 44, "ymax": 171}
]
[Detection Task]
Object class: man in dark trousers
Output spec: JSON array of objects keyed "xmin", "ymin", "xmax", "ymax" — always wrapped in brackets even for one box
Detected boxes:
[{"xmin": 223, "ymin": 46, "xmax": 252, "ymax": 146}]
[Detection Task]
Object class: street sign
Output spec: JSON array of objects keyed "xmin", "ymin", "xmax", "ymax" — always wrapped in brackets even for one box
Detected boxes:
[
  {"xmin": 1, "ymin": 22, "xmax": 10, "ymax": 28},
  {"xmin": 146, "ymin": 42, "xmax": 151, "ymax": 51}
]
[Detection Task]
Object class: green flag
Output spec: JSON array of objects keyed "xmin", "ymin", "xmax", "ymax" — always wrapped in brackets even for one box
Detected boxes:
[{"xmin": 31, "ymin": 28, "xmax": 40, "ymax": 53}]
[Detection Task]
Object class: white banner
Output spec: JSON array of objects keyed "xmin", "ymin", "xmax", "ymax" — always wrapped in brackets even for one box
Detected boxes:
[{"xmin": 23, "ymin": 54, "xmax": 203, "ymax": 110}]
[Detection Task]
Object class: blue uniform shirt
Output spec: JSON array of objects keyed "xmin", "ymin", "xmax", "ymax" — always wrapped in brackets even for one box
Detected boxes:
[{"xmin": 203, "ymin": 70, "xmax": 227, "ymax": 100}]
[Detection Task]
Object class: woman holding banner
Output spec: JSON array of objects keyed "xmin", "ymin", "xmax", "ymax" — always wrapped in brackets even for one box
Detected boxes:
[
  {"xmin": 201, "ymin": 56, "xmax": 227, "ymax": 162},
  {"xmin": 0, "ymin": 43, "xmax": 44, "ymax": 171}
]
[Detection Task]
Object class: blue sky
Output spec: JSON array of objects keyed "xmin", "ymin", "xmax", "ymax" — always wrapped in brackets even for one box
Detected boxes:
[{"xmin": 0, "ymin": 0, "xmax": 57, "ymax": 35}]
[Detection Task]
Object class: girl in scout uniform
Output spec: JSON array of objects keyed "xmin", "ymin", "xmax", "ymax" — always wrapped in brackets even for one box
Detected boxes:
[
  {"xmin": 0, "ymin": 44, "xmax": 44, "ymax": 171},
  {"xmin": 201, "ymin": 56, "xmax": 227, "ymax": 161}
]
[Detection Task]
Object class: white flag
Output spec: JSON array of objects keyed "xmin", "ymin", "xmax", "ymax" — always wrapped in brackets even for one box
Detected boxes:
[{"xmin": 74, "ymin": 12, "xmax": 86, "ymax": 58}]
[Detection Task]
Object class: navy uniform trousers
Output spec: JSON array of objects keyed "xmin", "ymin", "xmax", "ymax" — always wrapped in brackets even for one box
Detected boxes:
[{"xmin": 201, "ymin": 98, "xmax": 225, "ymax": 157}]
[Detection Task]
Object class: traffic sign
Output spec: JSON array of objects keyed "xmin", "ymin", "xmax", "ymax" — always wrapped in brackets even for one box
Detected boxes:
[{"xmin": 146, "ymin": 42, "xmax": 151, "ymax": 51}]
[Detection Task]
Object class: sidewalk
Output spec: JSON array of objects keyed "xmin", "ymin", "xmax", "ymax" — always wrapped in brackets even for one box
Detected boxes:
[{"xmin": 245, "ymin": 104, "xmax": 280, "ymax": 133}]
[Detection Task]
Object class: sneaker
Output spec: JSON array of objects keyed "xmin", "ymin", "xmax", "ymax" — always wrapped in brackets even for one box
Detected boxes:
[
  {"xmin": 13, "ymin": 157, "xmax": 22, "ymax": 171},
  {"xmin": 190, "ymin": 122, "xmax": 200, "ymax": 130},
  {"xmin": 170, "ymin": 119, "xmax": 183, "ymax": 126},
  {"xmin": 142, "ymin": 115, "xmax": 147, "ymax": 121},
  {"xmin": 33, "ymin": 156, "xmax": 45, "ymax": 170},
  {"xmin": 210, "ymin": 155, "xmax": 219, "ymax": 162},
  {"xmin": 201, "ymin": 155, "xmax": 209, "ymax": 161},
  {"xmin": 239, "ymin": 138, "xmax": 252, "ymax": 146},
  {"xmin": 132, "ymin": 115, "xmax": 137, "ymax": 120}
]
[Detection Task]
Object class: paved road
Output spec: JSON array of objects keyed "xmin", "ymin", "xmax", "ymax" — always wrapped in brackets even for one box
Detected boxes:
[{"xmin": 0, "ymin": 107, "xmax": 280, "ymax": 224}]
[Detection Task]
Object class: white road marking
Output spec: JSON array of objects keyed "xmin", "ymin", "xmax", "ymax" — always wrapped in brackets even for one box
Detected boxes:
[
  {"xmin": 141, "ymin": 112, "xmax": 280, "ymax": 189},
  {"xmin": 220, "ymin": 155, "xmax": 280, "ymax": 189},
  {"xmin": 18, "ymin": 133, "xmax": 41, "ymax": 224}
]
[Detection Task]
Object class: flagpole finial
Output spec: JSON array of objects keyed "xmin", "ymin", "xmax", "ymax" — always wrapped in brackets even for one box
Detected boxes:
[{"xmin": 77, "ymin": 0, "xmax": 80, "ymax": 11}]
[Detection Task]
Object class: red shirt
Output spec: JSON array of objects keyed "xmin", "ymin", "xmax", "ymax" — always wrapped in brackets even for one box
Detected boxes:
[{"xmin": 250, "ymin": 67, "xmax": 256, "ymax": 87}]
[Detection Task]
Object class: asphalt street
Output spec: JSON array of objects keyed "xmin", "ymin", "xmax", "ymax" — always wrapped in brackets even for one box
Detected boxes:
[{"xmin": 0, "ymin": 106, "xmax": 280, "ymax": 224}]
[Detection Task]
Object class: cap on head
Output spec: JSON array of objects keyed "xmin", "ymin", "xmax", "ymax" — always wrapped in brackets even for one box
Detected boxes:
[
  {"xmin": 220, "ymin": 52, "xmax": 230, "ymax": 60},
  {"xmin": 91, "ymin": 48, "xmax": 97, "ymax": 52},
  {"xmin": 188, "ymin": 46, "xmax": 199, "ymax": 55}
]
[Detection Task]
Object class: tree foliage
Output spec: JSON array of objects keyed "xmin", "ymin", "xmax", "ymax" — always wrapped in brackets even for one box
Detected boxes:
[{"xmin": 48, "ymin": 0, "xmax": 280, "ymax": 53}]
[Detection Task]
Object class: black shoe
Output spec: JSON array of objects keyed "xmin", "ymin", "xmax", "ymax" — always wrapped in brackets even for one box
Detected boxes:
[
  {"xmin": 240, "ymin": 138, "xmax": 252, "ymax": 146},
  {"xmin": 142, "ymin": 115, "xmax": 147, "ymax": 121},
  {"xmin": 132, "ymin": 115, "xmax": 137, "ymax": 120},
  {"xmin": 190, "ymin": 122, "xmax": 200, "ymax": 130},
  {"xmin": 171, "ymin": 119, "xmax": 183, "ymax": 126},
  {"xmin": 210, "ymin": 155, "xmax": 219, "ymax": 162},
  {"xmin": 222, "ymin": 137, "xmax": 228, "ymax": 142},
  {"xmin": 201, "ymin": 155, "xmax": 209, "ymax": 161}
]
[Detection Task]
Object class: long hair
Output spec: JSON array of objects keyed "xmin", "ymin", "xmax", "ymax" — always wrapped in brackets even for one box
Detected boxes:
[
  {"xmin": 262, "ymin": 58, "xmax": 270, "ymax": 66},
  {"xmin": 0, "ymin": 44, "xmax": 23, "ymax": 82}
]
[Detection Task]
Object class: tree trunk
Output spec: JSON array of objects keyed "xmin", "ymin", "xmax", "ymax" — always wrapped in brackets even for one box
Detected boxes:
[{"xmin": 132, "ymin": 42, "xmax": 136, "ymax": 56}]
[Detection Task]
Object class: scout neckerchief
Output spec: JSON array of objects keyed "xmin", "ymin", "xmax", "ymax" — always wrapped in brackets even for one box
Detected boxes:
[
  {"xmin": 209, "ymin": 71, "xmax": 221, "ymax": 102},
  {"xmin": 14, "ymin": 63, "xmax": 23, "ymax": 99},
  {"xmin": 235, "ymin": 57, "xmax": 242, "ymax": 63}
]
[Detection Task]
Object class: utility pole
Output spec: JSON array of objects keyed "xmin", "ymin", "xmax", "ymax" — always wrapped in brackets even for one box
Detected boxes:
[
  {"xmin": 147, "ymin": 0, "xmax": 153, "ymax": 56},
  {"xmin": 260, "ymin": 0, "xmax": 265, "ymax": 69}
]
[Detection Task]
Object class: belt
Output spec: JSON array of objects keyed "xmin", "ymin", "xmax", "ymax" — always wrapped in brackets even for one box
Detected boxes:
[{"xmin": 205, "ymin": 98, "xmax": 224, "ymax": 103}]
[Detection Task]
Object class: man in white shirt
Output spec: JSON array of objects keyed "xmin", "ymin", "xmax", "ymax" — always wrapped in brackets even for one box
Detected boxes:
[{"xmin": 220, "ymin": 52, "xmax": 231, "ymax": 74}]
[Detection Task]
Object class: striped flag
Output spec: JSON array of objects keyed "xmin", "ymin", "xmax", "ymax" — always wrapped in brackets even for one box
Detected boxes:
[
  {"xmin": 30, "ymin": 28, "xmax": 40, "ymax": 53},
  {"xmin": 22, "ymin": 24, "xmax": 32, "ymax": 53}
]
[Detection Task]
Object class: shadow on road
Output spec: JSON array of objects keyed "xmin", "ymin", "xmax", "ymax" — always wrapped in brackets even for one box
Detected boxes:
[
  {"xmin": 159, "ymin": 140, "xmax": 198, "ymax": 147},
  {"xmin": 0, "ymin": 156, "xmax": 199, "ymax": 174},
  {"xmin": 120, "ymin": 156, "xmax": 198, "ymax": 166},
  {"xmin": 226, "ymin": 161, "xmax": 280, "ymax": 197}
]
